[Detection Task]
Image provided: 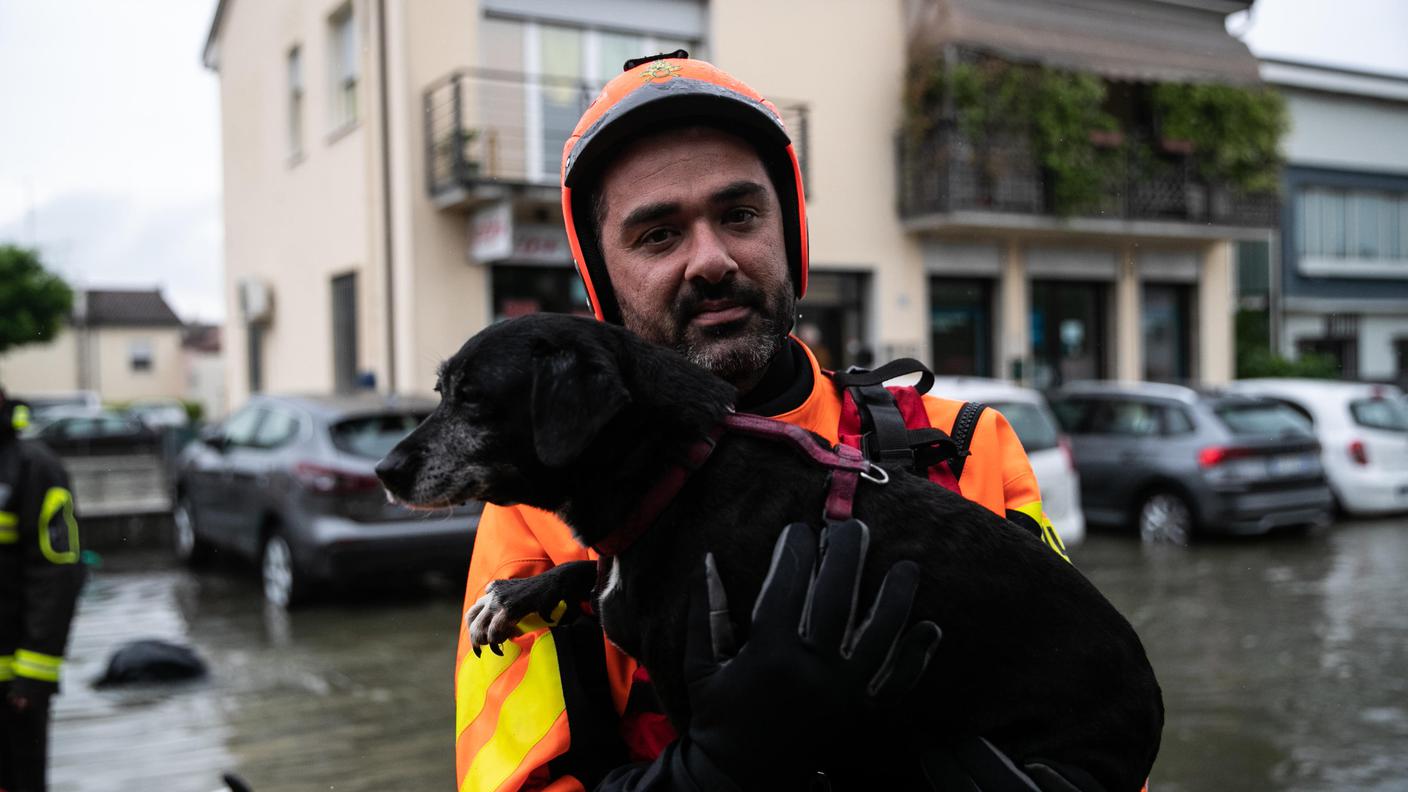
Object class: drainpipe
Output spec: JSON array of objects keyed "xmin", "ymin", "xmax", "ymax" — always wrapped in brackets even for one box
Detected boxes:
[{"xmin": 377, "ymin": 0, "xmax": 397, "ymax": 393}]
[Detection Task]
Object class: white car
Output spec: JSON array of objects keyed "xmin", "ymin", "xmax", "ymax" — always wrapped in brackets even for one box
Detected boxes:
[
  {"xmin": 930, "ymin": 377, "xmax": 1086, "ymax": 547},
  {"xmin": 1225, "ymin": 379, "xmax": 1408, "ymax": 515}
]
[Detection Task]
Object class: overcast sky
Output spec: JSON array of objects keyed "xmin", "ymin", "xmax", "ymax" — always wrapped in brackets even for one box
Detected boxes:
[{"xmin": 1, "ymin": 0, "xmax": 1406, "ymax": 324}]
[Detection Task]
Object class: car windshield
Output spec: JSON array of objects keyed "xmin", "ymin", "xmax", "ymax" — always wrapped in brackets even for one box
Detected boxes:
[
  {"xmin": 1213, "ymin": 401, "xmax": 1313, "ymax": 438},
  {"xmin": 330, "ymin": 412, "xmax": 429, "ymax": 458},
  {"xmin": 990, "ymin": 401, "xmax": 1060, "ymax": 452},
  {"xmin": 1349, "ymin": 398, "xmax": 1408, "ymax": 432}
]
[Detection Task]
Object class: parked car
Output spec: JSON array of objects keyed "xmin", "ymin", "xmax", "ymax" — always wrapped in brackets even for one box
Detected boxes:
[
  {"xmin": 1049, "ymin": 382, "xmax": 1332, "ymax": 544},
  {"xmin": 126, "ymin": 398, "xmax": 191, "ymax": 429},
  {"xmin": 931, "ymin": 377, "xmax": 1085, "ymax": 547},
  {"xmin": 1223, "ymin": 379, "xmax": 1408, "ymax": 515},
  {"xmin": 20, "ymin": 390, "xmax": 101, "ymax": 420},
  {"xmin": 173, "ymin": 394, "xmax": 480, "ymax": 607},
  {"xmin": 27, "ymin": 407, "xmax": 161, "ymax": 455}
]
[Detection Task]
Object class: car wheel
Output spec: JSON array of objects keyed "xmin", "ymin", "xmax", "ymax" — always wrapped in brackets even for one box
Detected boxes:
[
  {"xmin": 261, "ymin": 530, "xmax": 310, "ymax": 608},
  {"xmin": 172, "ymin": 495, "xmax": 212, "ymax": 566},
  {"xmin": 1137, "ymin": 491, "xmax": 1193, "ymax": 546}
]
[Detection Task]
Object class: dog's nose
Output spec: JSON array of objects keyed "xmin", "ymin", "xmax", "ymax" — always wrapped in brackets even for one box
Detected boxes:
[{"xmin": 375, "ymin": 447, "xmax": 415, "ymax": 495}]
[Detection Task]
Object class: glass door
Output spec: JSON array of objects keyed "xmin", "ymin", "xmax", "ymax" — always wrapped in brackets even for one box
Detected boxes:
[{"xmin": 1031, "ymin": 281, "xmax": 1107, "ymax": 388}]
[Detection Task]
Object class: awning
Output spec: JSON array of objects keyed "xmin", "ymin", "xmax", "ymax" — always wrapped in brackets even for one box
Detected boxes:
[{"xmin": 908, "ymin": 0, "xmax": 1262, "ymax": 85}]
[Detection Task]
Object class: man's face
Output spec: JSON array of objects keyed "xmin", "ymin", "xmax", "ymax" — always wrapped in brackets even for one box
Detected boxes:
[{"xmin": 595, "ymin": 126, "xmax": 794, "ymax": 388}]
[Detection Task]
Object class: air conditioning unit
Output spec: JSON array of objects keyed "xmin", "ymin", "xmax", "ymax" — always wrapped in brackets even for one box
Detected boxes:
[{"xmin": 238, "ymin": 278, "xmax": 273, "ymax": 323}]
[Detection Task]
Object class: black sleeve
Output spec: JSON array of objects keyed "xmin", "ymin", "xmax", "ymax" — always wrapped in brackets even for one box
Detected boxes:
[{"xmin": 14, "ymin": 441, "xmax": 86, "ymax": 693}]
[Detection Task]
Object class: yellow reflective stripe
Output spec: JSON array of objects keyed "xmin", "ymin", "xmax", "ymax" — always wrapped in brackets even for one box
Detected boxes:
[
  {"xmin": 1014, "ymin": 500, "xmax": 1069, "ymax": 562},
  {"xmin": 514, "ymin": 600, "xmax": 568, "ymax": 636},
  {"xmin": 461, "ymin": 632, "xmax": 567, "ymax": 792},
  {"xmin": 38, "ymin": 487, "xmax": 79, "ymax": 564},
  {"xmin": 11, "ymin": 404, "xmax": 30, "ymax": 430},
  {"xmin": 0, "ymin": 510, "xmax": 16, "ymax": 544},
  {"xmin": 0, "ymin": 655, "xmax": 13, "ymax": 681},
  {"xmin": 455, "ymin": 639, "xmax": 523, "ymax": 738},
  {"xmin": 14, "ymin": 649, "xmax": 62, "ymax": 682}
]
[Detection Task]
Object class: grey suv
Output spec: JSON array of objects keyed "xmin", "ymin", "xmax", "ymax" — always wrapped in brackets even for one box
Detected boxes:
[
  {"xmin": 174, "ymin": 394, "xmax": 480, "ymax": 606},
  {"xmin": 1049, "ymin": 382, "xmax": 1332, "ymax": 543}
]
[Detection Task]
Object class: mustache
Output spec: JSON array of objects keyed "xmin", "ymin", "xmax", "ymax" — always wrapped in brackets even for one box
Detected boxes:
[{"xmin": 671, "ymin": 280, "xmax": 768, "ymax": 324}]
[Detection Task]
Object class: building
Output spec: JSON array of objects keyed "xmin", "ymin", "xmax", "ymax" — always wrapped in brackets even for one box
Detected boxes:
[
  {"xmin": 1257, "ymin": 58, "xmax": 1408, "ymax": 384},
  {"xmin": 204, "ymin": 0, "xmax": 1271, "ymax": 408},
  {"xmin": 182, "ymin": 324, "xmax": 228, "ymax": 420},
  {"xmin": 0, "ymin": 289, "xmax": 188, "ymax": 404}
]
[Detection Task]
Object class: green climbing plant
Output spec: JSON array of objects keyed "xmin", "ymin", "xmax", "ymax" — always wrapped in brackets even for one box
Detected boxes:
[{"xmin": 1153, "ymin": 83, "xmax": 1288, "ymax": 194}]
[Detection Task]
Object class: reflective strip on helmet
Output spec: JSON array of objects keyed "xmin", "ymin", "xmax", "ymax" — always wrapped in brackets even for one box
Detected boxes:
[
  {"xmin": 14, "ymin": 649, "xmax": 62, "ymax": 683},
  {"xmin": 1012, "ymin": 500, "xmax": 1069, "ymax": 562},
  {"xmin": 39, "ymin": 487, "xmax": 79, "ymax": 564},
  {"xmin": 0, "ymin": 654, "xmax": 13, "ymax": 681},
  {"xmin": 0, "ymin": 510, "xmax": 17, "ymax": 543},
  {"xmin": 457, "ymin": 630, "xmax": 568, "ymax": 792}
]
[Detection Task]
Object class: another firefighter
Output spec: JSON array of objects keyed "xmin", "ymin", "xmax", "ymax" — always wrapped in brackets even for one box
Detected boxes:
[
  {"xmin": 0, "ymin": 389, "xmax": 85, "ymax": 792},
  {"xmin": 454, "ymin": 55, "xmax": 1069, "ymax": 790}
]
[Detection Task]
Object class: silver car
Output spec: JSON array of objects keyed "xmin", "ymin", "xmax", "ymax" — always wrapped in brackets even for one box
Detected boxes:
[
  {"xmin": 173, "ymin": 394, "xmax": 480, "ymax": 606},
  {"xmin": 1049, "ymin": 382, "xmax": 1332, "ymax": 544}
]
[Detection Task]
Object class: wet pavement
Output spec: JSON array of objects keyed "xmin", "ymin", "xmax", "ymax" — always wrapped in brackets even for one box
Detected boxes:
[{"xmin": 49, "ymin": 516, "xmax": 1408, "ymax": 791}]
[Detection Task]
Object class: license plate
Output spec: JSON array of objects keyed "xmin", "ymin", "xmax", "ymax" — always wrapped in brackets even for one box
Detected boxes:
[{"xmin": 1267, "ymin": 454, "xmax": 1316, "ymax": 477}]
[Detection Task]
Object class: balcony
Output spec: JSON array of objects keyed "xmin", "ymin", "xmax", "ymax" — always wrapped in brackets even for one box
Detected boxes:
[
  {"xmin": 424, "ymin": 68, "xmax": 810, "ymax": 211},
  {"xmin": 898, "ymin": 122, "xmax": 1278, "ymax": 237}
]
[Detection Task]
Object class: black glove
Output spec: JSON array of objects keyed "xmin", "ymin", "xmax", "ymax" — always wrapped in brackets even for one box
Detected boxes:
[{"xmin": 684, "ymin": 519, "xmax": 942, "ymax": 788}]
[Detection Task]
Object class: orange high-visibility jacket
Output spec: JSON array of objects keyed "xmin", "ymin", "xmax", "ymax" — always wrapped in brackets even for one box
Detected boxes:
[{"xmin": 453, "ymin": 341, "xmax": 1064, "ymax": 792}]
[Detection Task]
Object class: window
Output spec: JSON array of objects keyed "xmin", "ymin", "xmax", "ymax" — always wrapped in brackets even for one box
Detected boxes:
[
  {"xmin": 491, "ymin": 264, "xmax": 591, "ymax": 320},
  {"xmin": 130, "ymin": 339, "xmax": 153, "ymax": 372},
  {"xmin": 222, "ymin": 407, "xmax": 265, "ymax": 447},
  {"xmin": 287, "ymin": 46, "xmax": 304, "ymax": 157},
  {"xmin": 1214, "ymin": 402, "xmax": 1314, "ymax": 438},
  {"xmin": 1162, "ymin": 406, "xmax": 1195, "ymax": 435},
  {"xmin": 330, "ymin": 413, "xmax": 429, "ymax": 458},
  {"xmin": 331, "ymin": 273, "xmax": 359, "ymax": 393},
  {"xmin": 989, "ymin": 402, "xmax": 1059, "ymax": 452},
  {"xmin": 1296, "ymin": 186, "xmax": 1408, "ymax": 276},
  {"xmin": 252, "ymin": 408, "xmax": 301, "ymax": 448},
  {"xmin": 929, "ymin": 278, "xmax": 992, "ymax": 377},
  {"xmin": 329, "ymin": 4, "xmax": 358, "ymax": 130},
  {"xmin": 1084, "ymin": 400, "xmax": 1160, "ymax": 437},
  {"xmin": 1143, "ymin": 284, "xmax": 1192, "ymax": 383},
  {"xmin": 1349, "ymin": 398, "xmax": 1408, "ymax": 432}
]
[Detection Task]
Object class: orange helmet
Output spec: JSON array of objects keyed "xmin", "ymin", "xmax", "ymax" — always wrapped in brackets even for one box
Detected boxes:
[{"xmin": 560, "ymin": 53, "xmax": 809, "ymax": 324}]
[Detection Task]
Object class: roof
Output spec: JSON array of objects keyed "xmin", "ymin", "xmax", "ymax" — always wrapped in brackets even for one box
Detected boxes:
[
  {"xmin": 1051, "ymin": 380, "xmax": 1202, "ymax": 403},
  {"xmin": 79, "ymin": 289, "xmax": 183, "ymax": 328},
  {"xmin": 251, "ymin": 393, "xmax": 438, "ymax": 420},
  {"xmin": 907, "ymin": 0, "xmax": 1261, "ymax": 85},
  {"xmin": 182, "ymin": 324, "xmax": 223, "ymax": 353},
  {"xmin": 930, "ymin": 376, "xmax": 1044, "ymax": 403},
  {"xmin": 1259, "ymin": 58, "xmax": 1408, "ymax": 103}
]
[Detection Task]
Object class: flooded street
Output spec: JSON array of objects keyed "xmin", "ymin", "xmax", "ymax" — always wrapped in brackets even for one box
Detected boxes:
[{"xmin": 49, "ymin": 517, "xmax": 1408, "ymax": 791}]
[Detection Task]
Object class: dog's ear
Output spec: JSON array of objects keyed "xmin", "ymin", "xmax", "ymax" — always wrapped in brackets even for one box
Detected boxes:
[{"xmin": 531, "ymin": 346, "xmax": 631, "ymax": 468}]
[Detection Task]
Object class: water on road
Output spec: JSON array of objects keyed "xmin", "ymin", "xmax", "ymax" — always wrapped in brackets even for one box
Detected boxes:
[{"xmin": 48, "ymin": 517, "xmax": 1408, "ymax": 791}]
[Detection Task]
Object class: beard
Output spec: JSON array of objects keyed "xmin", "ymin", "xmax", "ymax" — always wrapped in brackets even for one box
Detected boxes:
[{"xmin": 623, "ymin": 278, "xmax": 797, "ymax": 387}]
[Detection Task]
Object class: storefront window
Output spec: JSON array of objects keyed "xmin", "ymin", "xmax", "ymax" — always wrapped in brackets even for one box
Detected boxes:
[
  {"xmin": 1031, "ymin": 281, "xmax": 1106, "ymax": 388},
  {"xmin": 929, "ymin": 278, "xmax": 992, "ymax": 376},
  {"xmin": 797, "ymin": 271, "xmax": 871, "ymax": 371},
  {"xmin": 1143, "ymin": 283, "xmax": 1192, "ymax": 383},
  {"xmin": 490, "ymin": 264, "xmax": 592, "ymax": 320}
]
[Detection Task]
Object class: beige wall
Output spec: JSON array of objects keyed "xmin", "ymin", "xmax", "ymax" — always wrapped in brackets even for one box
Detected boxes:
[
  {"xmin": 219, "ymin": 0, "xmax": 381, "ymax": 409},
  {"xmin": 0, "ymin": 328, "xmax": 80, "ymax": 395},
  {"xmin": 711, "ymin": 0, "xmax": 928, "ymax": 361},
  {"xmin": 92, "ymin": 327, "xmax": 186, "ymax": 403}
]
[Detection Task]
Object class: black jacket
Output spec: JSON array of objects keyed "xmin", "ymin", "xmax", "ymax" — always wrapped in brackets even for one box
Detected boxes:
[{"xmin": 1, "ymin": 433, "xmax": 85, "ymax": 694}]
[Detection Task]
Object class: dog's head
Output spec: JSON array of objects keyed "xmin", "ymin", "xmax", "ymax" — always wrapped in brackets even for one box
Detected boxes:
[{"xmin": 376, "ymin": 314, "xmax": 645, "ymax": 511}]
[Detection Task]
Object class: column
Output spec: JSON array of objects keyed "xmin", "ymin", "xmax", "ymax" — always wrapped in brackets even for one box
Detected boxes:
[
  {"xmin": 1199, "ymin": 240, "xmax": 1235, "ymax": 384},
  {"xmin": 1115, "ymin": 242, "xmax": 1143, "ymax": 381},
  {"xmin": 999, "ymin": 238, "xmax": 1029, "ymax": 384}
]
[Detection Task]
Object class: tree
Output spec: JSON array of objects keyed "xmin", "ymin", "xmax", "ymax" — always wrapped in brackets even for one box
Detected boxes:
[{"xmin": 0, "ymin": 244, "xmax": 74, "ymax": 357}]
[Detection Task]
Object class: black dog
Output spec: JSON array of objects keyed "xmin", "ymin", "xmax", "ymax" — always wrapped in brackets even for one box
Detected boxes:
[{"xmin": 376, "ymin": 314, "xmax": 1162, "ymax": 791}]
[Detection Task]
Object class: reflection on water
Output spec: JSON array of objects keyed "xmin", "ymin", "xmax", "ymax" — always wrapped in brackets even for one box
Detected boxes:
[
  {"xmin": 50, "ymin": 520, "xmax": 1408, "ymax": 791},
  {"xmin": 1078, "ymin": 517, "xmax": 1408, "ymax": 792}
]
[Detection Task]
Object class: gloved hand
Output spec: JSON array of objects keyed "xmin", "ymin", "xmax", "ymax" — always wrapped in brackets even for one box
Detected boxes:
[{"xmin": 682, "ymin": 519, "xmax": 943, "ymax": 788}]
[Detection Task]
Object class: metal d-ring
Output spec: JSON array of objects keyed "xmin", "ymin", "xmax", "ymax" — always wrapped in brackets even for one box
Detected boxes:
[{"xmin": 860, "ymin": 465, "xmax": 890, "ymax": 485}]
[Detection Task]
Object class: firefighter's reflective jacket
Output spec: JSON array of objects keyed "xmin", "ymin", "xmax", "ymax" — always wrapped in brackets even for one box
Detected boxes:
[
  {"xmin": 453, "ymin": 340, "xmax": 1064, "ymax": 792},
  {"xmin": 1, "ymin": 429, "xmax": 85, "ymax": 695}
]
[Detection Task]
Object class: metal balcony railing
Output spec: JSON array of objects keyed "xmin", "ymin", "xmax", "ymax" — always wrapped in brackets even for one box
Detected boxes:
[
  {"xmin": 424, "ymin": 68, "xmax": 810, "ymax": 203},
  {"xmin": 897, "ymin": 122, "xmax": 1278, "ymax": 228}
]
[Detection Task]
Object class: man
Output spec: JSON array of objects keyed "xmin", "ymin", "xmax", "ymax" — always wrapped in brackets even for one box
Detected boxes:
[
  {"xmin": 0, "ymin": 389, "xmax": 85, "ymax": 792},
  {"xmin": 454, "ymin": 56, "xmax": 1068, "ymax": 791}
]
